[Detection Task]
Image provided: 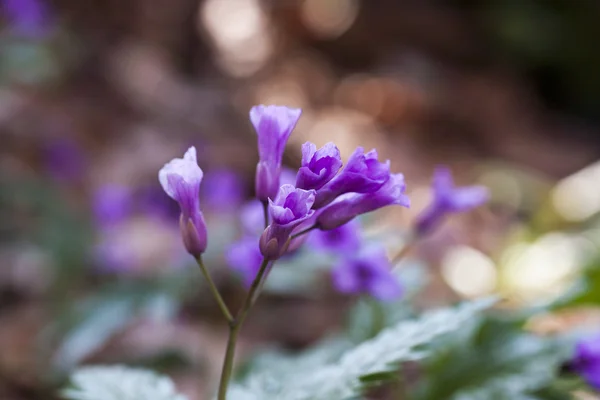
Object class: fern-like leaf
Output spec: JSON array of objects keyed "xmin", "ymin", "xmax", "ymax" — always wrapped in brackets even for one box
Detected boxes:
[{"xmin": 62, "ymin": 365, "xmax": 187, "ymax": 400}]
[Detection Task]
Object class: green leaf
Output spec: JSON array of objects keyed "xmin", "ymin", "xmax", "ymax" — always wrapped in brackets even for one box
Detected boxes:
[
  {"xmin": 410, "ymin": 316, "xmax": 572, "ymax": 400},
  {"xmin": 62, "ymin": 365, "xmax": 187, "ymax": 400},
  {"xmin": 232, "ymin": 298, "xmax": 496, "ymax": 400}
]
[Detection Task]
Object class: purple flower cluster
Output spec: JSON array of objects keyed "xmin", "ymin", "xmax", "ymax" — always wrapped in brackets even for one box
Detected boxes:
[
  {"xmin": 572, "ymin": 332, "xmax": 600, "ymax": 390},
  {"xmin": 161, "ymin": 105, "xmax": 489, "ymax": 302}
]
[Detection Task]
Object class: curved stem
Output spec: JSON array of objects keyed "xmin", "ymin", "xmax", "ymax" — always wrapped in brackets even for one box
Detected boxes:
[
  {"xmin": 196, "ymin": 256, "xmax": 233, "ymax": 323},
  {"xmin": 290, "ymin": 224, "xmax": 317, "ymax": 240},
  {"xmin": 217, "ymin": 258, "xmax": 271, "ymax": 400}
]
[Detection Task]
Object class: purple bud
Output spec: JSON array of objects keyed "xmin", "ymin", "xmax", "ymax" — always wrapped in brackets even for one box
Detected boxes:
[
  {"xmin": 225, "ymin": 236, "xmax": 263, "ymax": 287},
  {"xmin": 251, "ymin": 105, "xmax": 302, "ymax": 201},
  {"xmin": 331, "ymin": 246, "xmax": 402, "ymax": 301},
  {"xmin": 317, "ymin": 173, "xmax": 410, "ymax": 230},
  {"xmin": 296, "ymin": 142, "xmax": 343, "ymax": 191},
  {"xmin": 201, "ymin": 169, "xmax": 245, "ymax": 212},
  {"xmin": 308, "ymin": 219, "xmax": 362, "ymax": 254},
  {"xmin": 259, "ymin": 184, "xmax": 315, "ymax": 260},
  {"xmin": 158, "ymin": 147, "xmax": 207, "ymax": 257},
  {"xmin": 415, "ymin": 167, "xmax": 489, "ymax": 236},
  {"xmin": 572, "ymin": 332, "xmax": 600, "ymax": 390},
  {"xmin": 313, "ymin": 147, "xmax": 391, "ymax": 209}
]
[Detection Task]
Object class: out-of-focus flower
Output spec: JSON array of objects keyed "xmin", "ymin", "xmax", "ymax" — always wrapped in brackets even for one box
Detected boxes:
[
  {"xmin": 42, "ymin": 138, "xmax": 86, "ymax": 183},
  {"xmin": 138, "ymin": 186, "xmax": 180, "ymax": 221},
  {"xmin": 317, "ymin": 173, "xmax": 409, "ymax": 230},
  {"xmin": 571, "ymin": 332, "xmax": 600, "ymax": 390},
  {"xmin": 309, "ymin": 219, "xmax": 362, "ymax": 253},
  {"xmin": 280, "ymin": 167, "xmax": 297, "ymax": 187},
  {"xmin": 226, "ymin": 236, "xmax": 263, "ymax": 286},
  {"xmin": 94, "ymin": 234, "xmax": 137, "ymax": 273},
  {"xmin": 201, "ymin": 169, "xmax": 245, "ymax": 213},
  {"xmin": 3, "ymin": 0, "xmax": 52, "ymax": 38},
  {"xmin": 313, "ymin": 147, "xmax": 390, "ymax": 209},
  {"xmin": 296, "ymin": 142, "xmax": 342, "ymax": 191},
  {"xmin": 415, "ymin": 167, "xmax": 489, "ymax": 236},
  {"xmin": 92, "ymin": 185, "xmax": 132, "ymax": 229},
  {"xmin": 331, "ymin": 246, "xmax": 402, "ymax": 301},
  {"xmin": 240, "ymin": 200, "xmax": 264, "ymax": 235},
  {"xmin": 158, "ymin": 147, "xmax": 207, "ymax": 257},
  {"xmin": 260, "ymin": 184, "xmax": 315, "ymax": 260},
  {"xmin": 251, "ymin": 105, "xmax": 302, "ymax": 201}
]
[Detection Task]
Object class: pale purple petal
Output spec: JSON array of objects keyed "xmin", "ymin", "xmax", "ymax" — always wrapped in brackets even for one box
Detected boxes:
[{"xmin": 158, "ymin": 147, "xmax": 203, "ymax": 200}]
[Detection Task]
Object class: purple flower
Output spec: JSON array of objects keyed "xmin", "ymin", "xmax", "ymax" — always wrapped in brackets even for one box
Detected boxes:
[
  {"xmin": 201, "ymin": 169, "xmax": 245, "ymax": 212},
  {"xmin": 331, "ymin": 246, "xmax": 402, "ymax": 301},
  {"xmin": 313, "ymin": 147, "xmax": 391, "ymax": 209},
  {"xmin": 158, "ymin": 147, "xmax": 207, "ymax": 257},
  {"xmin": 3, "ymin": 0, "xmax": 52, "ymax": 38},
  {"xmin": 92, "ymin": 185, "xmax": 132, "ymax": 229},
  {"xmin": 226, "ymin": 236, "xmax": 263, "ymax": 287},
  {"xmin": 296, "ymin": 142, "xmax": 342, "ymax": 191},
  {"xmin": 317, "ymin": 173, "xmax": 410, "ymax": 230},
  {"xmin": 42, "ymin": 138, "xmax": 86, "ymax": 183},
  {"xmin": 415, "ymin": 167, "xmax": 489, "ymax": 236},
  {"xmin": 309, "ymin": 219, "xmax": 362, "ymax": 254},
  {"xmin": 251, "ymin": 105, "xmax": 302, "ymax": 201},
  {"xmin": 572, "ymin": 332, "xmax": 600, "ymax": 390},
  {"xmin": 260, "ymin": 184, "xmax": 316, "ymax": 260}
]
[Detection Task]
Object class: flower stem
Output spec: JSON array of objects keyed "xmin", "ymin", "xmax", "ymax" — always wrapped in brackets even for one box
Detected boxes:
[
  {"xmin": 196, "ymin": 256, "xmax": 233, "ymax": 323},
  {"xmin": 391, "ymin": 233, "xmax": 417, "ymax": 268},
  {"xmin": 290, "ymin": 224, "xmax": 317, "ymax": 240},
  {"xmin": 217, "ymin": 258, "xmax": 271, "ymax": 400},
  {"xmin": 262, "ymin": 200, "xmax": 269, "ymax": 229}
]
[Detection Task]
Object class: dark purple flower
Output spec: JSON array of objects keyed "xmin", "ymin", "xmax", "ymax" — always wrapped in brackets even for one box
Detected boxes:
[
  {"xmin": 92, "ymin": 185, "xmax": 132, "ymax": 229},
  {"xmin": 251, "ymin": 105, "xmax": 302, "ymax": 201},
  {"xmin": 415, "ymin": 167, "xmax": 489, "ymax": 236},
  {"xmin": 225, "ymin": 236, "xmax": 263, "ymax": 287},
  {"xmin": 137, "ymin": 185, "xmax": 180, "ymax": 221},
  {"xmin": 201, "ymin": 169, "xmax": 245, "ymax": 212},
  {"xmin": 296, "ymin": 142, "xmax": 342, "ymax": 191},
  {"xmin": 309, "ymin": 219, "xmax": 362, "ymax": 254},
  {"xmin": 331, "ymin": 246, "xmax": 402, "ymax": 301},
  {"xmin": 42, "ymin": 138, "xmax": 86, "ymax": 183},
  {"xmin": 158, "ymin": 147, "xmax": 207, "ymax": 257},
  {"xmin": 3, "ymin": 0, "xmax": 52, "ymax": 38},
  {"xmin": 259, "ymin": 184, "xmax": 315, "ymax": 260},
  {"xmin": 317, "ymin": 173, "xmax": 410, "ymax": 230},
  {"xmin": 572, "ymin": 332, "xmax": 600, "ymax": 390},
  {"xmin": 313, "ymin": 147, "xmax": 391, "ymax": 209}
]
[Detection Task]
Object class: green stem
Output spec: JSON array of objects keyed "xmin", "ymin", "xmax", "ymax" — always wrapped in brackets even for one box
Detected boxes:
[
  {"xmin": 290, "ymin": 224, "xmax": 317, "ymax": 240},
  {"xmin": 217, "ymin": 258, "xmax": 271, "ymax": 400},
  {"xmin": 196, "ymin": 256, "xmax": 233, "ymax": 323}
]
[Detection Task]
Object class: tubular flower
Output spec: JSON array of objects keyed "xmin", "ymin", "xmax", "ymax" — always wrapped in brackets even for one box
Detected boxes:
[
  {"xmin": 158, "ymin": 147, "xmax": 207, "ymax": 257},
  {"xmin": 415, "ymin": 167, "xmax": 489, "ymax": 236},
  {"xmin": 260, "ymin": 184, "xmax": 315, "ymax": 260},
  {"xmin": 251, "ymin": 105, "xmax": 302, "ymax": 201},
  {"xmin": 317, "ymin": 173, "xmax": 410, "ymax": 230}
]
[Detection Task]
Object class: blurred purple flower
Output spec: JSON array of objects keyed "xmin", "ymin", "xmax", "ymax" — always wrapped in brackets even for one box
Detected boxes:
[
  {"xmin": 138, "ymin": 186, "xmax": 180, "ymax": 221},
  {"xmin": 3, "ymin": 0, "xmax": 52, "ymax": 38},
  {"xmin": 260, "ymin": 184, "xmax": 315, "ymax": 260},
  {"xmin": 251, "ymin": 105, "xmax": 302, "ymax": 201},
  {"xmin": 226, "ymin": 236, "xmax": 263, "ymax": 287},
  {"xmin": 331, "ymin": 246, "xmax": 402, "ymax": 301},
  {"xmin": 296, "ymin": 142, "xmax": 342, "ymax": 191},
  {"xmin": 42, "ymin": 138, "xmax": 86, "ymax": 183},
  {"xmin": 201, "ymin": 169, "xmax": 245, "ymax": 212},
  {"xmin": 317, "ymin": 173, "xmax": 410, "ymax": 230},
  {"xmin": 313, "ymin": 147, "xmax": 391, "ymax": 209},
  {"xmin": 158, "ymin": 147, "xmax": 207, "ymax": 257},
  {"xmin": 415, "ymin": 167, "xmax": 489, "ymax": 236},
  {"xmin": 572, "ymin": 332, "xmax": 600, "ymax": 390},
  {"xmin": 309, "ymin": 219, "xmax": 362, "ymax": 254},
  {"xmin": 280, "ymin": 167, "xmax": 297, "ymax": 187},
  {"xmin": 94, "ymin": 235, "xmax": 137, "ymax": 273},
  {"xmin": 240, "ymin": 200, "xmax": 264, "ymax": 235},
  {"xmin": 92, "ymin": 185, "xmax": 132, "ymax": 229}
]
